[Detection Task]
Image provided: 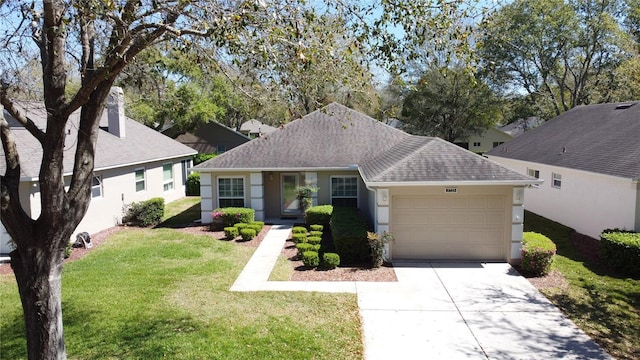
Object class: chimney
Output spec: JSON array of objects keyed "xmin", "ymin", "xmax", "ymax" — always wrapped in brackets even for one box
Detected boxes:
[{"xmin": 107, "ymin": 87, "xmax": 126, "ymax": 138}]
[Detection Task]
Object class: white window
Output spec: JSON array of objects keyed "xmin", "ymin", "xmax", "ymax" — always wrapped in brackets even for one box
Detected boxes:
[
  {"xmin": 135, "ymin": 168, "xmax": 146, "ymax": 192},
  {"xmin": 527, "ymin": 168, "xmax": 540, "ymax": 179},
  {"xmin": 163, "ymin": 163, "xmax": 174, "ymax": 191},
  {"xmin": 552, "ymin": 173, "xmax": 562, "ymax": 189},
  {"xmin": 473, "ymin": 142, "xmax": 481, "ymax": 147},
  {"xmin": 218, "ymin": 177, "xmax": 245, "ymax": 207},
  {"xmin": 91, "ymin": 175, "xmax": 102, "ymax": 198},
  {"xmin": 330, "ymin": 176, "xmax": 358, "ymax": 207}
]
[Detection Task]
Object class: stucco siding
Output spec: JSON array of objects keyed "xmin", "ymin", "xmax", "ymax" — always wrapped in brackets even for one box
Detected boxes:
[
  {"xmin": 488, "ymin": 156, "xmax": 639, "ymax": 238},
  {"xmin": 464, "ymin": 128, "xmax": 513, "ymax": 154}
]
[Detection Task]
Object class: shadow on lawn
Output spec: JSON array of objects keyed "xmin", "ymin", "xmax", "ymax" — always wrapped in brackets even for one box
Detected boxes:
[{"xmin": 155, "ymin": 203, "xmax": 201, "ymax": 229}]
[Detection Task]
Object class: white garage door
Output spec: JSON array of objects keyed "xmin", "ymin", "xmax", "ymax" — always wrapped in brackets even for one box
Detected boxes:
[{"xmin": 392, "ymin": 195, "xmax": 506, "ymax": 261}]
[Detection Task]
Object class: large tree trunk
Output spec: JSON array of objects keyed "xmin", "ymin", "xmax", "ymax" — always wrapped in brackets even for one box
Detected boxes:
[{"xmin": 11, "ymin": 239, "xmax": 67, "ymax": 360}]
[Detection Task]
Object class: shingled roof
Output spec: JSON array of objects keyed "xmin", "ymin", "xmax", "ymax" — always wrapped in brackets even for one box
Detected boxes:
[
  {"xmin": 197, "ymin": 103, "xmax": 537, "ymax": 185},
  {"xmin": 486, "ymin": 102, "xmax": 640, "ymax": 180},
  {"xmin": 1, "ymin": 101, "xmax": 197, "ymax": 179}
]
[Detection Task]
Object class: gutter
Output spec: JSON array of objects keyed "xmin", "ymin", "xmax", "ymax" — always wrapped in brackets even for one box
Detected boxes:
[
  {"xmin": 189, "ymin": 166, "xmax": 358, "ymax": 173},
  {"xmin": 362, "ymin": 179, "xmax": 544, "ymax": 187}
]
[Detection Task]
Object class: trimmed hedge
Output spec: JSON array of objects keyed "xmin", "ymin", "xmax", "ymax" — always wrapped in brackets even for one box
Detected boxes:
[
  {"xmin": 292, "ymin": 233, "xmax": 307, "ymax": 244},
  {"xmin": 213, "ymin": 208, "xmax": 255, "ymax": 228},
  {"xmin": 307, "ymin": 236, "xmax": 322, "ymax": 245},
  {"xmin": 310, "ymin": 231, "xmax": 323, "ymax": 238},
  {"xmin": 305, "ymin": 205, "xmax": 333, "ymax": 228},
  {"xmin": 240, "ymin": 228, "xmax": 257, "ymax": 241},
  {"xmin": 234, "ymin": 223, "xmax": 250, "ymax": 230},
  {"xmin": 521, "ymin": 232, "xmax": 556, "ymax": 276},
  {"xmin": 302, "ymin": 251, "xmax": 320, "ymax": 267},
  {"xmin": 292, "ymin": 226, "xmax": 307, "ymax": 234},
  {"xmin": 322, "ymin": 253, "xmax": 340, "ymax": 269},
  {"xmin": 296, "ymin": 243, "xmax": 313, "ymax": 257},
  {"xmin": 224, "ymin": 227, "xmax": 239, "ymax": 239},
  {"xmin": 310, "ymin": 224, "xmax": 324, "ymax": 232},
  {"xmin": 186, "ymin": 173, "xmax": 200, "ymax": 196},
  {"xmin": 601, "ymin": 229, "xmax": 640, "ymax": 277},
  {"xmin": 123, "ymin": 197, "xmax": 165, "ymax": 226},
  {"xmin": 330, "ymin": 207, "xmax": 371, "ymax": 264}
]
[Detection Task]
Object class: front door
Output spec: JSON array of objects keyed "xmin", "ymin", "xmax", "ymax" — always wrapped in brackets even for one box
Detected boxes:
[{"xmin": 281, "ymin": 173, "xmax": 300, "ymax": 215}]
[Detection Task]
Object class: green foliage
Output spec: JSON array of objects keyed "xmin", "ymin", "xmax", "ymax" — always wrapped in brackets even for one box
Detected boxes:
[
  {"xmin": 367, "ymin": 231, "xmax": 393, "ymax": 268},
  {"xmin": 302, "ymin": 251, "xmax": 320, "ymax": 268},
  {"xmin": 234, "ymin": 223, "xmax": 249, "ymax": 230},
  {"xmin": 292, "ymin": 233, "xmax": 307, "ymax": 244},
  {"xmin": 330, "ymin": 207, "xmax": 371, "ymax": 264},
  {"xmin": 310, "ymin": 231, "xmax": 323, "ymax": 238},
  {"xmin": 307, "ymin": 236, "xmax": 322, "ymax": 245},
  {"xmin": 247, "ymin": 223, "xmax": 263, "ymax": 234},
  {"xmin": 212, "ymin": 208, "xmax": 255, "ymax": 228},
  {"xmin": 292, "ymin": 226, "xmax": 308, "ymax": 234},
  {"xmin": 322, "ymin": 253, "xmax": 340, "ymax": 269},
  {"xmin": 295, "ymin": 184, "xmax": 319, "ymax": 212},
  {"xmin": 601, "ymin": 230, "xmax": 640, "ymax": 277},
  {"xmin": 305, "ymin": 205, "xmax": 333, "ymax": 229},
  {"xmin": 193, "ymin": 153, "xmax": 216, "ymax": 165},
  {"xmin": 186, "ymin": 173, "xmax": 200, "ymax": 196},
  {"xmin": 64, "ymin": 242, "xmax": 73, "ymax": 259},
  {"xmin": 224, "ymin": 227, "xmax": 239, "ymax": 239},
  {"xmin": 309, "ymin": 224, "xmax": 324, "ymax": 232},
  {"xmin": 401, "ymin": 66, "xmax": 501, "ymax": 142},
  {"xmin": 123, "ymin": 197, "xmax": 165, "ymax": 227},
  {"xmin": 521, "ymin": 232, "xmax": 557, "ymax": 276},
  {"xmin": 250, "ymin": 222, "xmax": 265, "ymax": 233},
  {"xmin": 240, "ymin": 228, "xmax": 257, "ymax": 241},
  {"xmin": 296, "ymin": 243, "xmax": 313, "ymax": 258}
]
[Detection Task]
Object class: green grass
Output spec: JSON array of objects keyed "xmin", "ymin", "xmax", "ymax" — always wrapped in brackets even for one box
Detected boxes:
[
  {"xmin": 524, "ymin": 211, "xmax": 640, "ymax": 359},
  {"xmin": 0, "ymin": 199, "xmax": 362, "ymax": 359},
  {"xmin": 157, "ymin": 196, "xmax": 202, "ymax": 228}
]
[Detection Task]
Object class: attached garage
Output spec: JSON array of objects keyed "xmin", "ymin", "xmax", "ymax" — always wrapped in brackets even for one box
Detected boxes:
[{"xmin": 387, "ymin": 187, "xmax": 515, "ymax": 262}]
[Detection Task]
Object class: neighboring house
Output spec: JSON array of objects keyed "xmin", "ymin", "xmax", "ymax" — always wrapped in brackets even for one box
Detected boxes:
[
  {"xmin": 455, "ymin": 127, "xmax": 514, "ymax": 154},
  {"xmin": 239, "ymin": 119, "xmax": 278, "ymax": 138},
  {"xmin": 0, "ymin": 87, "xmax": 197, "ymax": 255},
  {"xmin": 499, "ymin": 117, "xmax": 544, "ymax": 138},
  {"xmin": 486, "ymin": 101, "xmax": 640, "ymax": 239},
  {"xmin": 195, "ymin": 103, "xmax": 540, "ymax": 262},
  {"xmin": 163, "ymin": 121, "xmax": 251, "ymax": 154}
]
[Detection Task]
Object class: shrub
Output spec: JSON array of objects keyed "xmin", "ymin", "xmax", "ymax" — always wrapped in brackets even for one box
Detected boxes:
[
  {"xmin": 521, "ymin": 232, "xmax": 556, "ymax": 276},
  {"xmin": 234, "ymin": 223, "xmax": 250, "ymax": 231},
  {"xmin": 224, "ymin": 227, "xmax": 239, "ymax": 239},
  {"xmin": 240, "ymin": 228, "xmax": 257, "ymax": 241},
  {"xmin": 601, "ymin": 229, "xmax": 640, "ymax": 277},
  {"xmin": 310, "ymin": 224, "xmax": 324, "ymax": 232},
  {"xmin": 305, "ymin": 205, "xmax": 333, "ymax": 228},
  {"xmin": 296, "ymin": 243, "xmax": 313, "ymax": 257},
  {"xmin": 193, "ymin": 153, "xmax": 216, "ymax": 165},
  {"xmin": 307, "ymin": 236, "xmax": 322, "ymax": 245},
  {"xmin": 213, "ymin": 208, "xmax": 255, "ymax": 228},
  {"xmin": 311, "ymin": 244, "xmax": 321, "ymax": 252},
  {"xmin": 252, "ymin": 221, "xmax": 265, "ymax": 232},
  {"xmin": 247, "ymin": 223, "xmax": 262, "ymax": 234},
  {"xmin": 186, "ymin": 173, "xmax": 200, "ymax": 196},
  {"xmin": 322, "ymin": 253, "xmax": 340, "ymax": 269},
  {"xmin": 292, "ymin": 226, "xmax": 307, "ymax": 234},
  {"xmin": 122, "ymin": 197, "xmax": 165, "ymax": 226},
  {"xmin": 302, "ymin": 251, "xmax": 320, "ymax": 267},
  {"xmin": 330, "ymin": 207, "xmax": 371, "ymax": 264},
  {"xmin": 292, "ymin": 233, "xmax": 307, "ymax": 244},
  {"xmin": 367, "ymin": 231, "xmax": 393, "ymax": 268},
  {"xmin": 310, "ymin": 231, "xmax": 323, "ymax": 238}
]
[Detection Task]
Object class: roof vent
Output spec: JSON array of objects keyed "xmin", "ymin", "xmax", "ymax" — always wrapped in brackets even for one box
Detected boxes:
[{"xmin": 615, "ymin": 103, "xmax": 634, "ymax": 110}]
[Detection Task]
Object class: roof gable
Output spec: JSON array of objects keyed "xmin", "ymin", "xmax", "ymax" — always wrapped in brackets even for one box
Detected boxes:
[{"xmin": 487, "ymin": 102, "xmax": 640, "ymax": 179}]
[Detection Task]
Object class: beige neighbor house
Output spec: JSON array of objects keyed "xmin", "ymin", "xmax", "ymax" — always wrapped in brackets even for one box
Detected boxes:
[
  {"xmin": 0, "ymin": 88, "xmax": 197, "ymax": 255},
  {"xmin": 195, "ymin": 103, "xmax": 541, "ymax": 262},
  {"xmin": 487, "ymin": 101, "xmax": 640, "ymax": 239},
  {"xmin": 455, "ymin": 127, "xmax": 514, "ymax": 154},
  {"xmin": 239, "ymin": 119, "xmax": 278, "ymax": 138}
]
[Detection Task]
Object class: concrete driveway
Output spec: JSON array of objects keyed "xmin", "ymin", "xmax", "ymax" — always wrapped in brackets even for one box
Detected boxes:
[
  {"xmin": 357, "ymin": 262, "xmax": 611, "ymax": 360},
  {"xmin": 231, "ymin": 225, "xmax": 611, "ymax": 359}
]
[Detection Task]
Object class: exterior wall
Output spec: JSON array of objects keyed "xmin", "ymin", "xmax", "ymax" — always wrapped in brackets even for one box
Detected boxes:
[
  {"xmin": 488, "ymin": 156, "xmax": 639, "ymax": 238},
  {"xmin": 200, "ymin": 171, "xmax": 253, "ymax": 222},
  {"xmin": 1, "ymin": 158, "xmax": 191, "ymax": 254},
  {"xmin": 383, "ymin": 185, "xmax": 517, "ymax": 262},
  {"xmin": 463, "ymin": 128, "xmax": 513, "ymax": 154}
]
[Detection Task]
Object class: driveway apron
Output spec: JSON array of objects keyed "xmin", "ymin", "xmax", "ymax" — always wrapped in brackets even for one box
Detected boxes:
[{"xmin": 231, "ymin": 225, "xmax": 611, "ymax": 360}]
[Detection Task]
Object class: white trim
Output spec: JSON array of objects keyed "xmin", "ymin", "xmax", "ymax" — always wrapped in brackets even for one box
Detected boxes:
[
  {"xmin": 365, "ymin": 180, "xmax": 543, "ymax": 187},
  {"xmin": 162, "ymin": 162, "xmax": 174, "ymax": 192},
  {"xmin": 134, "ymin": 167, "xmax": 146, "ymax": 192},
  {"xmin": 216, "ymin": 175, "xmax": 246, "ymax": 208},
  {"xmin": 552, "ymin": 172, "xmax": 562, "ymax": 189},
  {"xmin": 330, "ymin": 175, "xmax": 359, "ymax": 206},
  {"xmin": 91, "ymin": 175, "xmax": 103, "ymax": 199},
  {"xmin": 193, "ymin": 166, "xmax": 357, "ymax": 173},
  {"xmin": 280, "ymin": 173, "xmax": 301, "ymax": 215}
]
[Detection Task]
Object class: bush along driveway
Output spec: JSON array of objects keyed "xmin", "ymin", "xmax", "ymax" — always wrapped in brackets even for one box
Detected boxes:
[{"xmin": 524, "ymin": 211, "xmax": 640, "ymax": 359}]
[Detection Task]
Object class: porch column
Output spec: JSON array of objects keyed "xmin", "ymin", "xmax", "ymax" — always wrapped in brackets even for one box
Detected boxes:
[
  {"xmin": 250, "ymin": 172, "xmax": 265, "ymax": 221},
  {"xmin": 375, "ymin": 188, "xmax": 391, "ymax": 260},
  {"xmin": 200, "ymin": 173, "xmax": 213, "ymax": 223},
  {"xmin": 304, "ymin": 172, "xmax": 318, "ymax": 206},
  {"xmin": 511, "ymin": 187, "xmax": 525, "ymax": 262}
]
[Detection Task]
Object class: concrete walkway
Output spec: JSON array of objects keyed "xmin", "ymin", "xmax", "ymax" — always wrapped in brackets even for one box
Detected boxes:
[{"xmin": 230, "ymin": 224, "xmax": 611, "ymax": 360}]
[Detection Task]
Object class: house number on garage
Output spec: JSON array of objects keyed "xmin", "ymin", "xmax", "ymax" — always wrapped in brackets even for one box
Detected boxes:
[{"xmin": 445, "ymin": 188, "xmax": 458, "ymax": 193}]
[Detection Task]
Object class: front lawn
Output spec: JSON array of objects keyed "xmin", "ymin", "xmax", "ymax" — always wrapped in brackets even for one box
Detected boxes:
[
  {"xmin": 524, "ymin": 211, "xmax": 640, "ymax": 359},
  {"xmin": 0, "ymin": 199, "xmax": 363, "ymax": 359}
]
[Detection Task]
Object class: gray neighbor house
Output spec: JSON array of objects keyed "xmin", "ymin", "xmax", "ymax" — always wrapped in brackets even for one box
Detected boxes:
[{"xmin": 195, "ymin": 103, "xmax": 540, "ymax": 263}]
